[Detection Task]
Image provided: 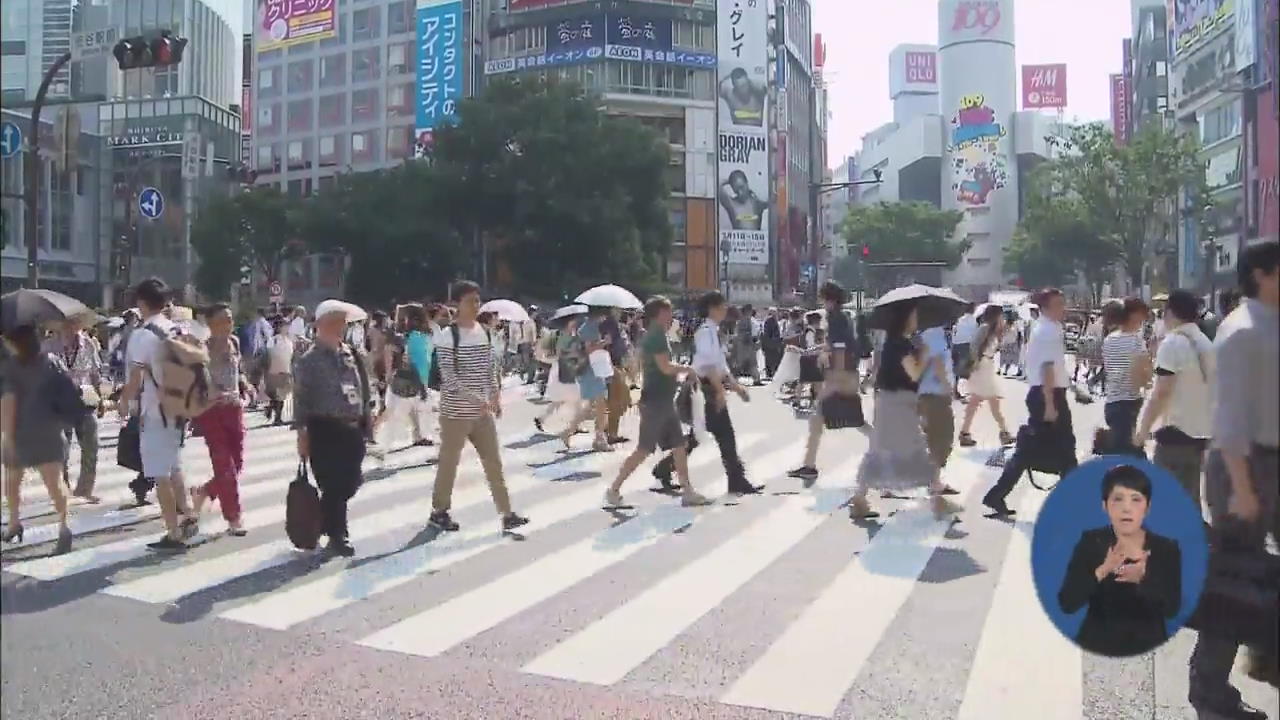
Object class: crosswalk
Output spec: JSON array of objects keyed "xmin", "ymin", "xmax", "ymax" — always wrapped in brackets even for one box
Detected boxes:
[{"xmin": 2, "ymin": 393, "xmax": 1276, "ymax": 720}]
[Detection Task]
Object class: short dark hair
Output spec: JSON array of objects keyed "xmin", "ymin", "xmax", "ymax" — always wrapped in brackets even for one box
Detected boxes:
[
  {"xmin": 1122, "ymin": 297, "xmax": 1149, "ymax": 318},
  {"xmin": 134, "ymin": 277, "xmax": 169, "ymax": 311},
  {"xmin": 644, "ymin": 295, "xmax": 672, "ymax": 320},
  {"xmin": 403, "ymin": 304, "xmax": 428, "ymax": 331},
  {"xmin": 1101, "ymin": 300, "xmax": 1125, "ymax": 329},
  {"xmin": 476, "ymin": 311, "xmax": 495, "ymax": 326},
  {"xmin": 1238, "ymin": 240, "xmax": 1279, "ymax": 298},
  {"xmin": 819, "ymin": 280, "xmax": 846, "ymax": 305},
  {"xmin": 1219, "ymin": 288, "xmax": 1240, "ymax": 315},
  {"xmin": 3, "ymin": 324, "xmax": 41, "ymax": 363},
  {"xmin": 883, "ymin": 299, "xmax": 917, "ymax": 337},
  {"xmin": 202, "ymin": 302, "xmax": 231, "ymax": 319},
  {"xmin": 1034, "ymin": 287, "xmax": 1063, "ymax": 307},
  {"xmin": 1165, "ymin": 289, "xmax": 1199, "ymax": 323},
  {"xmin": 698, "ymin": 290, "xmax": 726, "ymax": 317},
  {"xmin": 1101, "ymin": 464, "xmax": 1152, "ymax": 502},
  {"xmin": 451, "ymin": 280, "xmax": 481, "ymax": 301}
]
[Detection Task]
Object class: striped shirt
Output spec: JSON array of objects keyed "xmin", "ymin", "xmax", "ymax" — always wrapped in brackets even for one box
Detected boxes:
[
  {"xmin": 433, "ymin": 323, "xmax": 497, "ymax": 420},
  {"xmin": 1102, "ymin": 330, "xmax": 1147, "ymax": 402}
]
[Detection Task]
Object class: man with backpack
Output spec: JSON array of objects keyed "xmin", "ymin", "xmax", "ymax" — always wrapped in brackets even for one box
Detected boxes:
[
  {"xmin": 117, "ymin": 278, "xmax": 202, "ymax": 553},
  {"xmin": 428, "ymin": 280, "xmax": 529, "ymax": 533}
]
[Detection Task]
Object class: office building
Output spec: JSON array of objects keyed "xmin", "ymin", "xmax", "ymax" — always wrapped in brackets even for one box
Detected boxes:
[{"xmin": 1, "ymin": 0, "xmax": 73, "ymax": 103}]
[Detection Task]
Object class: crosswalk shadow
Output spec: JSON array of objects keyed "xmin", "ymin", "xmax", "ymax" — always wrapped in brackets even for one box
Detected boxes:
[
  {"xmin": 159, "ymin": 550, "xmax": 332, "ymax": 625},
  {"xmin": 916, "ymin": 546, "xmax": 987, "ymax": 584}
]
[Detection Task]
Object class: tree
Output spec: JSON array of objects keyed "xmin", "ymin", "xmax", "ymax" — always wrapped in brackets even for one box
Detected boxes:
[
  {"xmin": 428, "ymin": 77, "xmax": 672, "ymax": 299},
  {"xmin": 295, "ymin": 163, "xmax": 469, "ymax": 307},
  {"xmin": 838, "ymin": 201, "xmax": 968, "ymax": 265},
  {"xmin": 1032, "ymin": 122, "xmax": 1204, "ymax": 291},
  {"xmin": 190, "ymin": 187, "xmax": 303, "ymax": 299}
]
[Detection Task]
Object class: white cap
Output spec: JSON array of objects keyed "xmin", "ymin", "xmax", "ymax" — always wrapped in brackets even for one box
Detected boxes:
[{"xmin": 314, "ymin": 299, "xmax": 367, "ymax": 323}]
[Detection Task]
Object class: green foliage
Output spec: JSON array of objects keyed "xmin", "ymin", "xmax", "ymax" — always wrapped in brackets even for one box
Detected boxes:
[
  {"xmin": 837, "ymin": 201, "xmax": 969, "ymax": 267},
  {"xmin": 1007, "ymin": 175, "xmax": 1121, "ymax": 304},
  {"xmin": 190, "ymin": 187, "xmax": 303, "ymax": 299}
]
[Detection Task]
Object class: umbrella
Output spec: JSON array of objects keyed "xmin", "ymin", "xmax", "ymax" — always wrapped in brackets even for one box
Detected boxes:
[
  {"xmin": 575, "ymin": 284, "xmax": 642, "ymax": 310},
  {"xmin": 1, "ymin": 288, "xmax": 97, "ymax": 333},
  {"xmin": 479, "ymin": 299, "xmax": 532, "ymax": 323},
  {"xmin": 869, "ymin": 284, "xmax": 967, "ymax": 331},
  {"xmin": 548, "ymin": 304, "xmax": 588, "ymax": 328}
]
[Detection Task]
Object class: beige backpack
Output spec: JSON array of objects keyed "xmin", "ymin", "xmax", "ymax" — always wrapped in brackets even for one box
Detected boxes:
[{"xmin": 144, "ymin": 323, "xmax": 215, "ymax": 425}]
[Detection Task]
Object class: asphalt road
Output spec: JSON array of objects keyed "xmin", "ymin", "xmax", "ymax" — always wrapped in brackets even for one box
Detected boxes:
[{"xmin": 2, "ymin": 373, "xmax": 1277, "ymax": 720}]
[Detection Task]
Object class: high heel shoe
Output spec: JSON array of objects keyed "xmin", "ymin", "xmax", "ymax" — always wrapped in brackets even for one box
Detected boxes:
[
  {"xmin": 54, "ymin": 525, "xmax": 72, "ymax": 555},
  {"xmin": 2, "ymin": 523, "xmax": 24, "ymax": 544}
]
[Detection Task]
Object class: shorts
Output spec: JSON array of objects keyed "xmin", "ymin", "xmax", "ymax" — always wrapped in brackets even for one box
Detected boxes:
[
  {"xmin": 637, "ymin": 399, "xmax": 683, "ymax": 454},
  {"xmin": 140, "ymin": 417, "xmax": 185, "ymax": 479}
]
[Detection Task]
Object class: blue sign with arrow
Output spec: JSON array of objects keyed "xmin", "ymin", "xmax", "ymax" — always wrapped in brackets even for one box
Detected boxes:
[
  {"xmin": 0, "ymin": 121, "xmax": 22, "ymax": 159},
  {"xmin": 138, "ymin": 187, "xmax": 164, "ymax": 219}
]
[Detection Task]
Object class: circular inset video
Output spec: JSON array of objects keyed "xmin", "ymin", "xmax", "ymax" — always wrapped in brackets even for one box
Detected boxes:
[{"xmin": 1031, "ymin": 457, "xmax": 1209, "ymax": 657}]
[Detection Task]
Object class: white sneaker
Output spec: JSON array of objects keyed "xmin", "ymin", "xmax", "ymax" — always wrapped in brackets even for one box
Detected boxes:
[
  {"xmin": 604, "ymin": 488, "xmax": 624, "ymax": 508},
  {"xmin": 681, "ymin": 491, "xmax": 712, "ymax": 507}
]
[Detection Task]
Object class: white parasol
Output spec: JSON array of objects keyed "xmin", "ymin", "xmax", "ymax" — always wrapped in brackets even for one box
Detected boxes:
[
  {"xmin": 479, "ymin": 299, "xmax": 532, "ymax": 323},
  {"xmin": 574, "ymin": 284, "xmax": 642, "ymax": 310}
]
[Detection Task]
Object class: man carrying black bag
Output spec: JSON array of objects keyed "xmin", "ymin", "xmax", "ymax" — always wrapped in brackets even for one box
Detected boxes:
[
  {"xmin": 1188, "ymin": 241, "xmax": 1280, "ymax": 720},
  {"xmin": 293, "ymin": 300, "xmax": 373, "ymax": 558}
]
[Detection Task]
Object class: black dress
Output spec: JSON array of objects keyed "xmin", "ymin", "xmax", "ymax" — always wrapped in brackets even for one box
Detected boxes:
[{"xmin": 1058, "ymin": 526, "xmax": 1182, "ymax": 657}]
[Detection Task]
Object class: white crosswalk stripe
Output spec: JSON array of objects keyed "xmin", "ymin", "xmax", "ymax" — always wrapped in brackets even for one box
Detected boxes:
[{"xmin": 2, "ymin": 399, "xmax": 1273, "ymax": 720}]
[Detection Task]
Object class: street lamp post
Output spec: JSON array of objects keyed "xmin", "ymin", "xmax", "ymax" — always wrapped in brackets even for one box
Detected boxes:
[
  {"xmin": 806, "ymin": 169, "xmax": 882, "ymax": 305},
  {"xmin": 24, "ymin": 51, "xmax": 72, "ymax": 287}
]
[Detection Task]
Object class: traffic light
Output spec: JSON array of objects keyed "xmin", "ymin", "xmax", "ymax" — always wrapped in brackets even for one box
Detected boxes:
[
  {"xmin": 861, "ymin": 244, "xmax": 871, "ymax": 258},
  {"xmin": 113, "ymin": 31, "xmax": 187, "ymax": 70}
]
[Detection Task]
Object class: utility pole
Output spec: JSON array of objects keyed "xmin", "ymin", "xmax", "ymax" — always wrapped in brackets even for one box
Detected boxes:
[
  {"xmin": 24, "ymin": 51, "xmax": 72, "ymax": 287},
  {"xmin": 807, "ymin": 168, "xmax": 882, "ymax": 305}
]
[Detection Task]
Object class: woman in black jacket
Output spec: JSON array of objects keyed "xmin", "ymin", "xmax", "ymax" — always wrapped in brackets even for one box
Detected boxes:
[{"xmin": 1058, "ymin": 464, "xmax": 1182, "ymax": 657}]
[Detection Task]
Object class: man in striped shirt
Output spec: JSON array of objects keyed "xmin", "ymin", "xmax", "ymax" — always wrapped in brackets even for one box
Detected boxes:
[
  {"xmin": 1102, "ymin": 298, "xmax": 1152, "ymax": 456},
  {"xmin": 429, "ymin": 281, "xmax": 529, "ymax": 533}
]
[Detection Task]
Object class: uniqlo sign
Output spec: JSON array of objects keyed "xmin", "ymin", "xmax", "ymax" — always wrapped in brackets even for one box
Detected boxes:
[
  {"xmin": 905, "ymin": 51, "xmax": 937, "ymax": 84},
  {"xmin": 1022, "ymin": 63, "xmax": 1068, "ymax": 109}
]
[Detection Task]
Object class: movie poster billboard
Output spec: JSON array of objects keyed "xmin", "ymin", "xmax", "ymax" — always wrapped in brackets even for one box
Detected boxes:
[
  {"xmin": 256, "ymin": 0, "xmax": 336, "ymax": 52},
  {"xmin": 717, "ymin": 0, "xmax": 769, "ymax": 266},
  {"xmin": 1021, "ymin": 63, "xmax": 1068, "ymax": 109},
  {"xmin": 415, "ymin": 0, "xmax": 463, "ymax": 147}
]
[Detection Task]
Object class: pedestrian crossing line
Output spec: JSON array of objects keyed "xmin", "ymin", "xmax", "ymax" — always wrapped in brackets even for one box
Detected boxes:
[
  {"xmin": 100, "ymin": 436, "xmax": 625, "ymax": 605},
  {"xmin": 217, "ymin": 433, "xmax": 765, "ymax": 631},
  {"xmin": 719, "ymin": 457, "xmax": 988, "ymax": 718},
  {"xmin": 355, "ymin": 437, "xmax": 800, "ymax": 660},
  {"xmin": 4, "ymin": 434, "xmax": 547, "ymax": 581},
  {"xmin": 955, "ymin": 489, "xmax": 1082, "ymax": 720},
  {"xmin": 520, "ymin": 453, "xmax": 862, "ymax": 686}
]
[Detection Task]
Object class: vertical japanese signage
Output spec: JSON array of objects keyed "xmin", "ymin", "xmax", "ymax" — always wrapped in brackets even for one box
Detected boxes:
[
  {"xmin": 1110, "ymin": 73, "xmax": 1130, "ymax": 146},
  {"xmin": 416, "ymin": 0, "xmax": 463, "ymax": 146},
  {"xmin": 716, "ymin": 0, "xmax": 770, "ymax": 266},
  {"xmin": 1021, "ymin": 64, "xmax": 1068, "ymax": 108},
  {"xmin": 256, "ymin": 0, "xmax": 336, "ymax": 52}
]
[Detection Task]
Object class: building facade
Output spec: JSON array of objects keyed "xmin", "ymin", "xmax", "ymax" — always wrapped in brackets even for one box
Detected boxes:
[
  {"xmin": 1129, "ymin": 0, "xmax": 1172, "ymax": 133},
  {"xmin": 1, "ymin": 0, "xmax": 74, "ymax": 104}
]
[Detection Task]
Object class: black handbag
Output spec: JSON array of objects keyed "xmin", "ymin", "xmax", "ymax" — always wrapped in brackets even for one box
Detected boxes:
[
  {"xmin": 116, "ymin": 416, "xmax": 143, "ymax": 472},
  {"xmin": 1016, "ymin": 422, "xmax": 1075, "ymax": 475},
  {"xmin": 799, "ymin": 353, "xmax": 824, "ymax": 383},
  {"xmin": 285, "ymin": 461, "xmax": 323, "ymax": 550},
  {"xmin": 820, "ymin": 392, "xmax": 865, "ymax": 430},
  {"xmin": 1185, "ymin": 525, "xmax": 1279, "ymax": 654}
]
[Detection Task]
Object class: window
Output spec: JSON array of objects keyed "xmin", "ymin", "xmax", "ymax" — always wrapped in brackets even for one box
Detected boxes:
[
  {"xmin": 320, "ymin": 53, "xmax": 346, "ymax": 88},
  {"xmin": 319, "ymin": 93, "xmax": 346, "ymax": 127},
  {"xmin": 287, "ymin": 98, "xmax": 312, "ymax": 131},
  {"xmin": 388, "ymin": 0, "xmax": 413, "ymax": 34},
  {"xmin": 351, "ymin": 129, "xmax": 381, "ymax": 164},
  {"xmin": 256, "ymin": 143, "xmax": 281, "ymax": 173},
  {"xmin": 1, "ymin": 40, "xmax": 27, "ymax": 55},
  {"xmin": 352, "ymin": 7, "xmax": 381, "ymax": 42},
  {"xmin": 320, "ymin": 14, "xmax": 347, "ymax": 47},
  {"xmin": 388, "ymin": 42, "xmax": 411, "ymax": 75},
  {"xmin": 388, "ymin": 83, "xmax": 413, "ymax": 118},
  {"xmin": 966, "ymin": 257, "xmax": 992, "ymax": 267},
  {"xmin": 258, "ymin": 66, "xmax": 281, "ymax": 97},
  {"xmin": 286, "ymin": 255, "xmax": 312, "ymax": 288},
  {"xmin": 352, "ymin": 47, "xmax": 381, "ymax": 82},
  {"xmin": 318, "ymin": 175, "xmax": 337, "ymax": 193},
  {"xmin": 669, "ymin": 201, "xmax": 687, "ymax": 244},
  {"xmin": 319, "ymin": 134, "xmax": 343, "ymax": 167},
  {"xmin": 287, "ymin": 59, "xmax": 313, "ymax": 93},
  {"xmin": 258, "ymin": 102, "xmax": 281, "ymax": 136},
  {"xmin": 387, "ymin": 125, "xmax": 414, "ymax": 160},
  {"xmin": 665, "ymin": 155, "xmax": 686, "ymax": 194},
  {"xmin": 1155, "ymin": 60, "xmax": 1168, "ymax": 77},
  {"xmin": 318, "ymin": 255, "xmax": 343, "ymax": 288},
  {"xmin": 1201, "ymin": 100, "xmax": 1241, "ymax": 146},
  {"xmin": 352, "ymin": 88, "xmax": 379, "ymax": 122},
  {"xmin": 672, "ymin": 21, "xmax": 713, "ymax": 50},
  {"xmin": 287, "ymin": 139, "xmax": 311, "ymax": 170}
]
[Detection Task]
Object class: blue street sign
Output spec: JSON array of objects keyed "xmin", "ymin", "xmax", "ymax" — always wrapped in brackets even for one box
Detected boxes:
[
  {"xmin": 138, "ymin": 187, "xmax": 164, "ymax": 219},
  {"xmin": 0, "ymin": 121, "xmax": 22, "ymax": 159}
]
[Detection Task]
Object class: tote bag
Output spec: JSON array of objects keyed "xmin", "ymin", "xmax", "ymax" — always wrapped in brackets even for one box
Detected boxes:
[
  {"xmin": 285, "ymin": 462, "xmax": 323, "ymax": 550},
  {"xmin": 588, "ymin": 349, "xmax": 614, "ymax": 379}
]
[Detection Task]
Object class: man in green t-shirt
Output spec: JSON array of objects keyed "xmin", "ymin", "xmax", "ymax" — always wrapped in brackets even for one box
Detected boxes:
[{"xmin": 604, "ymin": 296, "xmax": 709, "ymax": 508}]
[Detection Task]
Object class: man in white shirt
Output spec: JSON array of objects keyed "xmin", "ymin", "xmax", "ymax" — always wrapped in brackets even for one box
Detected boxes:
[
  {"xmin": 117, "ymin": 278, "xmax": 198, "ymax": 552},
  {"xmin": 951, "ymin": 303, "xmax": 978, "ymax": 398},
  {"xmin": 287, "ymin": 306, "xmax": 307, "ymax": 340},
  {"xmin": 1134, "ymin": 290, "xmax": 1213, "ymax": 509},
  {"xmin": 983, "ymin": 288, "xmax": 1076, "ymax": 517}
]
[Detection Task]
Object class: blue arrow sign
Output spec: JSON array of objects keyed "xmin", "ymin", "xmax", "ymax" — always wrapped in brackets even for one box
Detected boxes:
[
  {"xmin": 138, "ymin": 187, "xmax": 164, "ymax": 219},
  {"xmin": 0, "ymin": 121, "xmax": 22, "ymax": 159}
]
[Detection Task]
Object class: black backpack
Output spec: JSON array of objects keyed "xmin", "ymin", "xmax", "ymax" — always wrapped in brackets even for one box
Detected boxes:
[
  {"xmin": 43, "ymin": 355, "xmax": 91, "ymax": 426},
  {"xmin": 427, "ymin": 324, "xmax": 493, "ymax": 391}
]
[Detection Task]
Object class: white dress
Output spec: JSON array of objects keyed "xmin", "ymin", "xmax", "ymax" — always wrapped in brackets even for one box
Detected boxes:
[{"xmin": 967, "ymin": 329, "xmax": 1000, "ymax": 398}]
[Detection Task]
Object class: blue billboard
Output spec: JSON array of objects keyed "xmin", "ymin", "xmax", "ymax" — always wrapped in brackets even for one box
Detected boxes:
[
  {"xmin": 415, "ymin": 0, "xmax": 464, "ymax": 145},
  {"xmin": 485, "ymin": 13, "xmax": 715, "ymax": 75}
]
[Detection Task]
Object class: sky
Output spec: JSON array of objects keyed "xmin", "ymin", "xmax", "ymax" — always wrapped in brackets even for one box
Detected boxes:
[{"xmin": 813, "ymin": 0, "xmax": 1133, "ymax": 167}]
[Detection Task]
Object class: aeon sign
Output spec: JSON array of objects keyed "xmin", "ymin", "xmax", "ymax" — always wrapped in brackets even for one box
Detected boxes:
[{"xmin": 952, "ymin": 1, "xmax": 1002, "ymax": 35}]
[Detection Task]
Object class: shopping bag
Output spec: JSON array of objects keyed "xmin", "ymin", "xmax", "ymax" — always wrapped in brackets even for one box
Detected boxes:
[
  {"xmin": 285, "ymin": 462, "xmax": 323, "ymax": 550},
  {"xmin": 588, "ymin": 349, "xmax": 614, "ymax": 379},
  {"xmin": 116, "ymin": 416, "xmax": 143, "ymax": 472},
  {"xmin": 1185, "ymin": 526, "xmax": 1280, "ymax": 654},
  {"xmin": 820, "ymin": 392, "xmax": 865, "ymax": 430}
]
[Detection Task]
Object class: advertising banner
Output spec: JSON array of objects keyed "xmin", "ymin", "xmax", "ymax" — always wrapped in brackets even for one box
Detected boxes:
[
  {"xmin": 257, "ymin": 0, "xmax": 336, "ymax": 52},
  {"xmin": 1235, "ymin": 0, "xmax": 1257, "ymax": 71},
  {"xmin": 415, "ymin": 0, "xmax": 463, "ymax": 145},
  {"xmin": 1110, "ymin": 73, "xmax": 1130, "ymax": 146},
  {"xmin": 1171, "ymin": 0, "xmax": 1235, "ymax": 57},
  {"xmin": 906, "ymin": 51, "xmax": 937, "ymax": 84},
  {"xmin": 1021, "ymin": 63, "xmax": 1068, "ymax": 108},
  {"xmin": 510, "ymin": 0, "xmax": 693, "ymax": 9},
  {"xmin": 488, "ymin": 14, "xmax": 713, "ymax": 75},
  {"xmin": 717, "ymin": 0, "xmax": 769, "ymax": 266}
]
